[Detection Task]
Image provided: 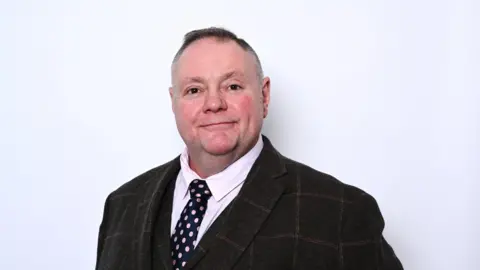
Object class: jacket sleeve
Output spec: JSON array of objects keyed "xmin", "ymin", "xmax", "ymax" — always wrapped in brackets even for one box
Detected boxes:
[
  {"xmin": 340, "ymin": 191, "xmax": 403, "ymax": 270},
  {"xmin": 95, "ymin": 194, "xmax": 111, "ymax": 270}
]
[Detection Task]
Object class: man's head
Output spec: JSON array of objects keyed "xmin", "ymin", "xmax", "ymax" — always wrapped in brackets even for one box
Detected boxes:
[{"xmin": 169, "ymin": 27, "xmax": 270, "ymax": 164}]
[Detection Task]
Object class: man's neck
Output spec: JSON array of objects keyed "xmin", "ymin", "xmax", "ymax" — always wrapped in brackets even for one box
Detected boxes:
[
  {"xmin": 188, "ymin": 153, "xmax": 240, "ymax": 179},
  {"xmin": 188, "ymin": 138, "xmax": 259, "ymax": 178}
]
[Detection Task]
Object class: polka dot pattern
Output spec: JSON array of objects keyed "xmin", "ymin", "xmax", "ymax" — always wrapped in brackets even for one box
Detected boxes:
[{"xmin": 171, "ymin": 179, "xmax": 211, "ymax": 269}]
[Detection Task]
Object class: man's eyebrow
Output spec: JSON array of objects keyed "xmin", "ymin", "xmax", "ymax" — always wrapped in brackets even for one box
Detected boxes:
[
  {"xmin": 220, "ymin": 71, "xmax": 246, "ymax": 81},
  {"xmin": 179, "ymin": 71, "xmax": 247, "ymax": 86},
  {"xmin": 181, "ymin": 76, "xmax": 206, "ymax": 85}
]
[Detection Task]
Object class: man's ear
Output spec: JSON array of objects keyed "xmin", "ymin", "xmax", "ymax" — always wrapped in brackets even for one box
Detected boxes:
[
  {"xmin": 261, "ymin": 77, "xmax": 271, "ymax": 118},
  {"xmin": 169, "ymin": 87, "xmax": 175, "ymax": 112}
]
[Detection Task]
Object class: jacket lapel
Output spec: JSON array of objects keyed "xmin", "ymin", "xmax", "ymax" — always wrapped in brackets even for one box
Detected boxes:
[
  {"xmin": 186, "ymin": 135, "xmax": 288, "ymax": 269},
  {"xmin": 135, "ymin": 157, "xmax": 181, "ymax": 270}
]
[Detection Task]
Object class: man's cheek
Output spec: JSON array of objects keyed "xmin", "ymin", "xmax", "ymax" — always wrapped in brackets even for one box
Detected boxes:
[
  {"xmin": 179, "ymin": 103, "xmax": 197, "ymax": 121},
  {"xmin": 237, "ymin": 95, "xmax": 253, "ymax": 111}
]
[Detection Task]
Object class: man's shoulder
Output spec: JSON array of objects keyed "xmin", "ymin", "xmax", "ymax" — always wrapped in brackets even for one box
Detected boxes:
[
  {"xmin": 281, "ymin": 156, "xmax": 372, "ymax": 203},
  {"xmin": 108, "ymin": 157, "xmax": 179, "ymax": 199}
]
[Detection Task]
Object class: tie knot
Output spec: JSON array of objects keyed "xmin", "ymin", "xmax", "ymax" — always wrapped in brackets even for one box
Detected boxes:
[{"xmin": 188, "ymin": 179, "xmax": 212, "ymax": 200}]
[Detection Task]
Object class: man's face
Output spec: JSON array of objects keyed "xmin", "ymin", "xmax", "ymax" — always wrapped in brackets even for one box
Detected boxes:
[{"xmin": 170, "ymin": 38, "xmax": 270, "ymax": 158}]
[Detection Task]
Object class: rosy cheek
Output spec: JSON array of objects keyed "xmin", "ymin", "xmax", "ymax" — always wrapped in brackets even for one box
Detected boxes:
[
  {"xmin": 178, "ymin": 100, "xmax": 201, "ymax": 124},
  {"xmin": 179, "ymin": 104, "xmax": 191, "ymax": 118},
  {"xmin": 237, "ymin": 94, "xmax": 265, "ymax": 120},
  {"xmin": 237, "ymin": 95, "xmax": 253, "ymax": 111}
]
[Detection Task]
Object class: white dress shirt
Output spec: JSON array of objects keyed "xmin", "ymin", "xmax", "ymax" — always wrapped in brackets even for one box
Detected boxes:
[{"xmin": 170, "ymin": 136, "xmax": 264, "ymax": 245}]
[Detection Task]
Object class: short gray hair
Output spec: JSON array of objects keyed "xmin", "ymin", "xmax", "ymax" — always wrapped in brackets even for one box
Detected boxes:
[{"xmin": 171, "ymin": 27, "xmax": 264, "ymax": 83}]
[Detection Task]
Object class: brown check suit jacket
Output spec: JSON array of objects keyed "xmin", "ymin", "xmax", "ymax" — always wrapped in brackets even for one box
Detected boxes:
[{"xmin": 95, "ymin": 135, "xmax": 403, "ymax": 270}]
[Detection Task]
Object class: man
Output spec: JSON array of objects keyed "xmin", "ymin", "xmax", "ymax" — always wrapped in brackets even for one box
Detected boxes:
[{"xmin": 95, "ymin": 27, "xmax": 403, "ymax": 270}]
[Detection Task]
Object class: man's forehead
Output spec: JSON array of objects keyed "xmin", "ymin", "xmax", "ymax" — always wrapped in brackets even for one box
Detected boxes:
[
  {"xmin": 180, "ymin": 37, "xmax": 241, "ymax": 55},
  {"xmin": 178, "ymin": 39, "xmax": 249, "ymax": 65},
  {"xmin": 174, "ymin": 39, "xmax": 257, "ymax": 81}
]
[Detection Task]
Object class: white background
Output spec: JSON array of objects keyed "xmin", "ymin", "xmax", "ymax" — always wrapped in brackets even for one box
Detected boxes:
[{"xmin": 1, "ymin": 0, "xmax": 479, "ymax": 269}]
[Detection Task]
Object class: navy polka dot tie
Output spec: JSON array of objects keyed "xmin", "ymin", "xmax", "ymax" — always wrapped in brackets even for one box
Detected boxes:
[{"xmin": 171, "ymin": 179, "xmax": 212, "ymax": 269}]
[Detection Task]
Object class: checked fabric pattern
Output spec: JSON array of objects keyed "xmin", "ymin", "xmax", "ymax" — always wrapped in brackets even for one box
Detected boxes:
[{"xmin": 170, "ymin": 179, "xmax": 212, "ymax": 269}]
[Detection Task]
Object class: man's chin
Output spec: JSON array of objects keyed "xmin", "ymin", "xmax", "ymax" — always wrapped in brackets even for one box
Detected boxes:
[
  {"xmin": 200, "ymin": 138, "xmax": 238, "ymax": 156},
  {"xmin": 203, "ymin": 144, "xmax": 236, "ymax": 156}
]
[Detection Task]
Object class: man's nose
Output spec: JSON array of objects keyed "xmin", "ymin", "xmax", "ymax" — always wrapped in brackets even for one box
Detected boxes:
[{"xmin": 203, "ymin": 89, "xmax": 227, "ymax": 113}]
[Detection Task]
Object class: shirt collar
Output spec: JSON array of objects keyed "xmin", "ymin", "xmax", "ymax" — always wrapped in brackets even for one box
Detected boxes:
[{"xmin": 179, "ymin": 135, "xmax": 264, "ymax": 202}]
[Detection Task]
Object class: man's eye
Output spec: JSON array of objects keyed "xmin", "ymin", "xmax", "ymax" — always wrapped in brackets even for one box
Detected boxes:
[
  {"xmin": 187, "ymin": 88, "xmax": 199, "ymax": 94},
  {"xmin": 228, "ymin": 84, "xmax": 242, "ymax": 91}
]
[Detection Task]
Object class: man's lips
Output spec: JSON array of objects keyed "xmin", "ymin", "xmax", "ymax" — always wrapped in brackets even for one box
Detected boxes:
[{"xmin": 200, "ymin": 122, "xmax": 236, "ymax": 130}]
